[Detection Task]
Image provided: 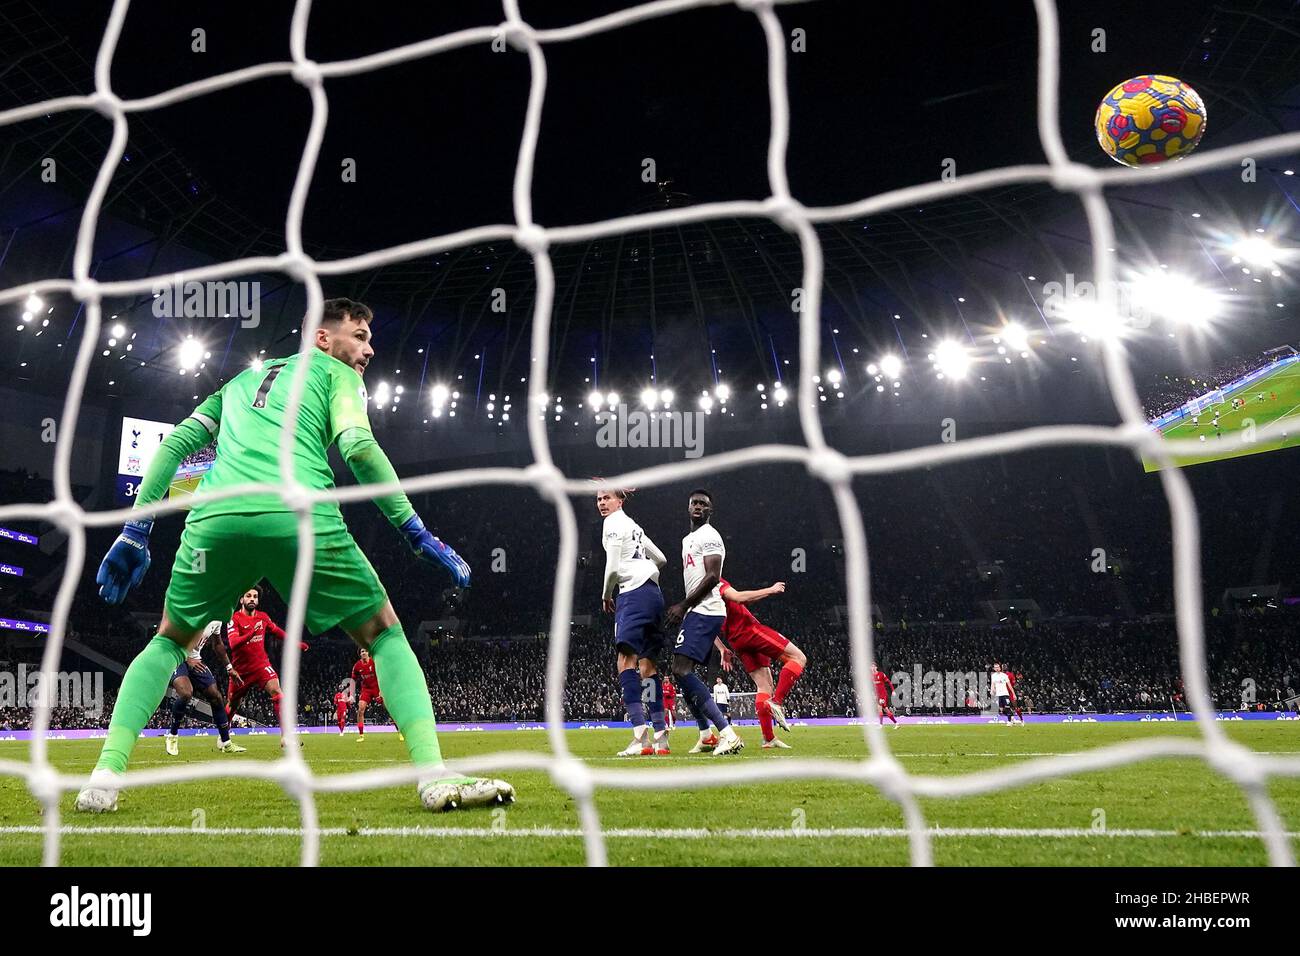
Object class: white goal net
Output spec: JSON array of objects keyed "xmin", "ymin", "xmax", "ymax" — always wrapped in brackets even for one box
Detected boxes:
[{"xmin": 2, "ymin": 0, "xmax": 1299, "ymax": 868}]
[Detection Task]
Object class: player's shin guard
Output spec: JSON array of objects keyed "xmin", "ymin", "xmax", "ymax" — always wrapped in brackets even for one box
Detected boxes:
[
  {"xmin": 680, "ymin": 673, "xmax": 728, "ymax": 730},
  {"xmin": 96, "ymin": 635, "xmax": 186, "ymax": 774},
  {"xmin": 619, "ymin": 668, "xmax": 647, "ymax": 730},
  {"xmin": 169, "ymin": 694, "xmax": 188, "ymax": 735},
  {"xmin": 756, "ymin": 692, "xmax": 774, "ymax": 742},
  {"xmin": 647, "ymin": 672, "xmax": 665, "ymax": 733},
  {"xmin": 774, "ymin": 660, "xmax": 803, "ymax": 705},
  {"xmin": 370, "ymin": 622, "xmax": 444, "ymax": 770}
]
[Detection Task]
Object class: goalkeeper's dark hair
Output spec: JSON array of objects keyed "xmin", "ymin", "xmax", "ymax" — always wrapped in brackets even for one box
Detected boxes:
[
  {"xmin": 688, "ymin": 488, "xmax": 713, "ymax": 503},
  {"xmin": 304, "ymin": 297, "xmax": 373, "ymax": 333}
]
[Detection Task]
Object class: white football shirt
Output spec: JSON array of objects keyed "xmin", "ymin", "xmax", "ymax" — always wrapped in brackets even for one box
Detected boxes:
[
  {"xmin": 602, "ymin": 509, "xmax": 660, "ymax": 592},
  {"xmin": 681, "ymin": 523, "xmax": 725, "ymax": 616},
  {"xmin": 713, "ymin": 682, "xmax": 730, "ymax": 705},
  {"xmin": 991, "ymin": 671, "xmax": 1011, "ymax": 697},
  {"xmin": 188, "ymin": 619, "xmax": 222, "ymax": 661}
]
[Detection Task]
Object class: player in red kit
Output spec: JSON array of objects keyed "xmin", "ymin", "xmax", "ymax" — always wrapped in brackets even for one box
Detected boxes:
[
  {"xmin": 871, "ymin": 662, "xmax": 898, "ymax": 725},
  {"xmin": 352, "ymin": 649, "xmax": 401, "ymax": 740},
  {"xmin": 662, "ymin": 678, "xmax": 677, "ymax": 730},
  {"xmin": 225, "ymin": 587, "xmax": 309, "ymax": 743},
  {"xmin": 713, "ymin": 579, "xmax": 807, "ymax": 750},
  {"xmin": 334, "ymin": 689, "xmax": 352, "ymax": 735},
  {"xmin": 1003, "ymin": 663, "xmax": 1025, "ymax": 724}
]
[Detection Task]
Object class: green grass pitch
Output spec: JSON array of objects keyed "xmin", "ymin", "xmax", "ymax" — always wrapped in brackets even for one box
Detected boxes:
[
  {"xmin": 1, "ymin": 723, "xmax": 1298, "ymax": 866},
  {"xmin": 1145, "ymin": 363, "xmax": 1300, "ymax": 471}
]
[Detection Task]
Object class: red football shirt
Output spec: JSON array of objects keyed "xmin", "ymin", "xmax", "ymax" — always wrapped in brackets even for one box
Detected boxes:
[
  {"xmin": 227, "ymin": 610, "xmax": 287, "ymax": 671},
  {"xmin": 873, "ymin": 670, "xmax": 893, "ymax": 698},
  {"xmin": 717, "ymin": 578, "xmax": 764, "ymax": 644},
  {"xmin": 352, "ymin": 658, "xmax": 378, "ymax": 691}
]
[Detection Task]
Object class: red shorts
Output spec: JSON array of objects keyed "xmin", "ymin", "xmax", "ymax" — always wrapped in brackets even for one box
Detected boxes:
[
  {"xmin": 876, "ymin": 695, "xmax": 890, "ymax": 711},
  {"xmin": 730, "ymin": 624, "xmax": 790, "ymax": 673},
  {"xmin": 229, "ymin": 664, "xmax": 278, "ymax": 697},
  {"xmin": 359, "ymin": 685, "xmax": 383, "ymax": 706}
]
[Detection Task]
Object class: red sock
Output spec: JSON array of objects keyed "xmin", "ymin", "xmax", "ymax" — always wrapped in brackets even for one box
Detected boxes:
[
  {"xmin": 337, "ymin": 713, "xmax": 345, "ymax": 732},
  {"xmin": 774, "ymin": 660, "xmax": 803, "ymax": 705},
  {"xmin": 756, "ymin": 693, "xmax": 774, "ymax": 742},
  {"xmin": 271, "ymin": 693, "xmax": 282, "ymax": 725},
  {"xmin": 357, "ymin": 716, "xmax": 365, "ymax": 735}
]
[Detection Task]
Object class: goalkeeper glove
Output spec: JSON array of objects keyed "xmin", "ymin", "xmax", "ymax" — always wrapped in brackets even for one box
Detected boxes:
[
  {"xmin": 96, "ymin": 516, "xmax": 153, "ymax": 605},
  {"xmin": 399, "ymin": 514, "xmax": 471, "ymax": 587}
]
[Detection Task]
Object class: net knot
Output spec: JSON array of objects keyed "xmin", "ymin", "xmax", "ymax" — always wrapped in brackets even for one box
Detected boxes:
[
  {"xmin": 807, "ymin": 448, "xmax": 852, "ymax": 485},
  {"xmin": 1050, "ymin": 162, "xmax": 1100, "ymax": 195},
  {"xmin": 291, "ymin": 59, "xmax": 324, "ymax": 87},
  {"xmin": 496, "ymin": 22, "xmax": 532, "ymax": 52},
  {"xmin": 866, "ymin": 755, "xmax": 909, "ymax": 803},
  {"xmin": 275, "ymin": 758, "xmax": 313, "ymax": 799},
  {"xmin": 514, "ymin": 224, "xmax": 549, "ymax": 256},
  {"xmin": 525, "ymin": 462, "xmax": 566, "ymax": 504},
  {"xmin": 279, "ymin": 254, "xmax": 315, "ymax": 284},
  {"xmin": 26, "ymin": 765, "xmax": 61, "ymax": 806},
  {"xmin": 89, "ymin": 91, "xmax": 122, "ymax": 119},
  {"xmin": 764, "ymin": 196, "xmax": 807, "ymax": 233},
  {"xmin": 280, "ymin": 482, "xmax": 313, "ymax": 515},
  {"xmin": 72, "ymin": 279, "xmax": 100, "ymax": 304},
  {"xmin": 549, "ymin": 756, "xmax": 594, "ymax": 798},
  {"xmin": 1208, "ymin": 741, "xmax": 1266, "ymax": 789}
]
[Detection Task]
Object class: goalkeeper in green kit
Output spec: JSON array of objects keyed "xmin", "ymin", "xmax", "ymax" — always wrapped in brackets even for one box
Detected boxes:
[{"xmin": 77, "ymin": 297, "xmax": 514, "ymax": 813}]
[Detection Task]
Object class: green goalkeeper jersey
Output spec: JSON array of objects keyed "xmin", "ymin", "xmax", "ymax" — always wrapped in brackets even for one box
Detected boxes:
[{"xmin": 185, "ymin": 348, "xmax": 372, "ymax": 533}]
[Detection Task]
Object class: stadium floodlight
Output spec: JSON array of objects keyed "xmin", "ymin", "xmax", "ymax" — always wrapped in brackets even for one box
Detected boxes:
[
  {"xmin": 588, "ymin": 390, "xmax": 603, "ymax": 408},
  {"xmin": 20, "ymin": 313, "xmax": 31, "ymax": 324},
  {"xmin": 1063, "ymin": 299, "xmax": 1125, "ymax": 340},
  {"xmin": 605, "ymin": 391, "xmax": 619, "ymax": 408},
  {"xmin": 1129, "ymin": 272, "xmax": 1217, "ymax": 328},
  {"xmin": 933, "ymin": 339, "xmax": 970, "ymax": 379},
  {"xmin": 23, "ymin": 293, "xmax": 42, "ymax": 314},
  {"xmin": 715, "ymin": 383, "xmax": 731, "ymax": 402},
  {"xmin": 866, "ymin": 363, "xmax": 878, "ymax": 375},
  {"xmin": 430, "ymin": 384, "xmax": 450, "ymax": 407},
  {"xmin": 640, "ymin": 387, "xmax": 658, "ymax": 408},
  {"xmin": 659, "ymin": 387, "xmax": 673, "ymax": 404},
  {"xmin": 826, "ymin": 368, "xmax": 842, "ymax": 386},
  {"xmin": 250, "ymin": 358, "xmax": 264, "ymax": 371},
  {"xmin": 1231, "ymin": 236, "xmax": 1277, "ymax": 267},
  {"xmin": 111, "ymin": 323, "xmax": 126, "ymax": 339},
  {"xmin": 699, "ymin": 394, "xmax": 714, "ymax": 411},
  {"xmin": 177, "ymin": 338, "xmax": 204, "ymax": 371},
  {"xmin": 879, "ymin": 354, "xmax": 902, "ymax": 380},
  {"xmin": 1002, "ymin": 322, "xmax": 1029, "ymax": 352},
  {"xmin": 772, "ymin": 384, "xmax": 788, "ymax": 403}
]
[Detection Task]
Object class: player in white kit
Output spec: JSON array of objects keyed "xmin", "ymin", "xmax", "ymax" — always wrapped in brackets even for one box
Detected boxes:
[
  {"xmin": 164, "ymin": 619, "xmax": 246, "ymax": 755},
  {"xmin": 663, "ymin": 490, "xmax": 744, "ymax": 756},
  {"xmin": 597, "ymin": 486, "xmax": 672, "ymax": 756},
  {"xmin": 990, "ymin": 662, "xmax": 1017, "ymax": 725}
]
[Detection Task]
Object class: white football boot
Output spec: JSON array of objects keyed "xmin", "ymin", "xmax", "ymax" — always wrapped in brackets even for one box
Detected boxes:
[
  {"xmin": 761, "ymin": 738, "xmax": 792, "ymax": 750},
  {"xmin": 75, "ymin": 768, "xmax": 125, "ymax": 813},
  {"xmin": 616, "ymin": 728, "xmax": 651, "ymax": 757},
  {"xmin": 688, "ymin": 731, "xmax": 719, "ymax": 753},
  {"xmin": 419, "ymin": 775, "xmax": 516, "ymax": 812},
  {"xmin": 712, "ymin": 725, "xmax": 745, "ymax": 756},
  {"xmin": 767, "ymin": 700, "xmax": 792, "ymax": 733},
  {"xmin": 164, "ymin": 733, "xmax": 179, "ymax": 756}
]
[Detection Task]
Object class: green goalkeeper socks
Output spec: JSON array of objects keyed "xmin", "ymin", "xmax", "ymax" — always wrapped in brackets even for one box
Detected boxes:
[
  {"xmin": 370, "ymin": 622, "xmax": 446, "ymax": 772},
  {"xmin": 96, "ymin": 634, "xmax": 187, "ymax": 774}
]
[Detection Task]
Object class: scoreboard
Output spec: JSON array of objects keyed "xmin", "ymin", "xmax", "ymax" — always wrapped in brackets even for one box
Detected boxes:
[{"xmin": 114, "ymin": 416, "xmax": 215, "ymax": 507}]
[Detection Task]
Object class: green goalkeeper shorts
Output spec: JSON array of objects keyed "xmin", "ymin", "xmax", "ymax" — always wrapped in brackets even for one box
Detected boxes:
[{"xmin": 163, "ymin": 513, "xmax": 389, "ymax": 636}]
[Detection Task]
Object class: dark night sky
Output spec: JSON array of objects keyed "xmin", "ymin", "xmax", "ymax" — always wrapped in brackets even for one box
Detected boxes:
[{"xmin": 36, "ymin": 0, "xmax": 1223, "ymax": 246}]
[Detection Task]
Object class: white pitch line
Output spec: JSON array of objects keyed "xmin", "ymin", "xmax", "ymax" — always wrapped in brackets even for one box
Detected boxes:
[{"xmin": 1, "ymin": 825, "xmax": 1296, "ymax": 840}]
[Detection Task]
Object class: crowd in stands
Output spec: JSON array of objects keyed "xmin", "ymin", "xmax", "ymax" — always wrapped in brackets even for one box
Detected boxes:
[
  {"xmin": 4, "ymin": 431, "xmax": 1300, "ymax": 730},
  {"xmin": 1142, "ymin": 352, "xmax": 1283, "ymax": 419}
]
